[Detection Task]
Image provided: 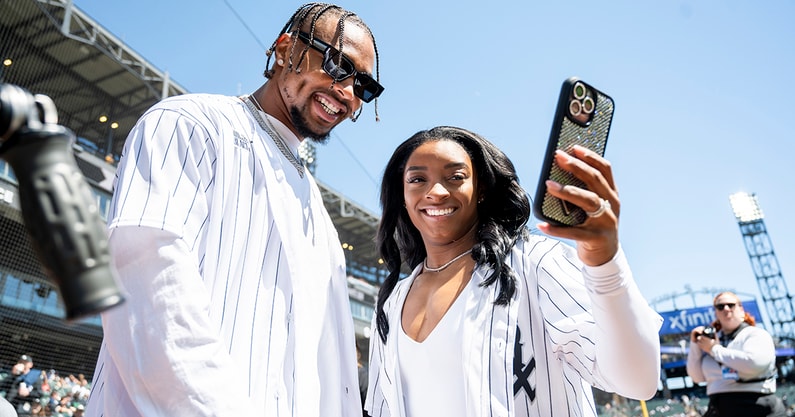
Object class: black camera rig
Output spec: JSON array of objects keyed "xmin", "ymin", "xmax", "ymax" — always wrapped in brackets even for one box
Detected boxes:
[{"xmin": 0, "ymin": 83, "xmax": 124, "ymax": 320}]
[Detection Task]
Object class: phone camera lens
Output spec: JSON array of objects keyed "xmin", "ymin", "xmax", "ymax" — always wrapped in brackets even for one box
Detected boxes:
[
  {"xmin": 569, "ymin": 99, "xmax": 582, "ymax": 116},
  {"xmin": 573, "ymin": 82, "xmax": 587, "ymax": 100},
  {"xmin": 582, "ymin": 96, "xmax": 595, "ymax": 114}
]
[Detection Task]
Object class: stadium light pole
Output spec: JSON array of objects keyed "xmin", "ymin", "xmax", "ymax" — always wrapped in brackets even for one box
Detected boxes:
[
  {"xmin": 729, "ymin": 192, "xmax": 795, "ymax": 344},
  {"xmin": 298, "ymin": 140, "xmax": 317, "ymax": 175},
  {"xmin": 729, "ymin": 192, "xmax": 764, "ymax": 223}
]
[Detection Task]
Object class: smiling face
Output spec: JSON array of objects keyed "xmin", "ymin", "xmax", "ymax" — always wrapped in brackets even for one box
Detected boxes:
[
  {"xmin": 273, "ymin": 19, "xmax": 375, "ymax": 142},
  {"xmin": 403, "ymin": 139, "xmax": 480, "ymax": 248}
]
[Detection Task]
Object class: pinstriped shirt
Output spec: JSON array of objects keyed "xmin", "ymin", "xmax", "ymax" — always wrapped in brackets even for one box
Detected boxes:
[
  {"xmin": 365, "ymin": 236, "xmax": 662, "ymax": 417},
  {"xmin": 85, "ymin": 94, "xmax": 360, "ymax": 417}
]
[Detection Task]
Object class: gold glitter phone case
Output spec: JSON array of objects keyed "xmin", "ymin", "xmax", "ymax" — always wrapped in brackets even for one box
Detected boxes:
[{"xmin": 533, "ymin": 77, "xmax": 615, "ymax": 226}]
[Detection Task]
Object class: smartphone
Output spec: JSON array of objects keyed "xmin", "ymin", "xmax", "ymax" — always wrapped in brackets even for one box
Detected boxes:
[{"xmin": 532, "ymin": 77, "xmax": 615, "ymax": 226}]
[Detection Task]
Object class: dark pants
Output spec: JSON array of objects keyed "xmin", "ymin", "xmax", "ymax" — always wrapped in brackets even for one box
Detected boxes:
[{"xmin": 706, "ymin": 392, "xmax": 786, "ymax": 417}]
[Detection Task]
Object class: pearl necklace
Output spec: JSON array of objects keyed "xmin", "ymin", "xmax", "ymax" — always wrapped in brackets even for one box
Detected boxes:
[
  {"xmin": 243, "ymin": 94, "xmax": 305, "ymax": 178},
  {"xmin": 423, "ymin": 248, "xmax": 473, "ymax": 273}
]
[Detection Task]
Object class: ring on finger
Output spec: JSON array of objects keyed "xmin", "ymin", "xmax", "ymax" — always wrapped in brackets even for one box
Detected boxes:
[{"xmin": 585, "ymin": 198, "xmax": 610, "ymax": 218}]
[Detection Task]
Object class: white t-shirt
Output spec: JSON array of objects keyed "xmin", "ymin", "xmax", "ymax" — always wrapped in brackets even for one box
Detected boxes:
[{"xmin": 398, "ymin": 275, "xmax": 475, "ymax": 417}]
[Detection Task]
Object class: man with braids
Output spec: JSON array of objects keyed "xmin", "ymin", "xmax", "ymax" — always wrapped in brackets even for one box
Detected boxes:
[
  {"xmin": 84, "ymin": 4, "xmax": 383, "ymax": 417},
  {"xmin": 365, "ymin": 126, "xmax": 661, "ymax": 417}
]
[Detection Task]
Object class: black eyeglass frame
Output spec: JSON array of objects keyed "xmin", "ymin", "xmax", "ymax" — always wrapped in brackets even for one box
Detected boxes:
[
  {"xmin": 714, "ymin": 302, "xmax": 738, "ymax": 310},
  {"xmin": 294, "ymin": 31, "xmax": 384, "ymax": 103}
]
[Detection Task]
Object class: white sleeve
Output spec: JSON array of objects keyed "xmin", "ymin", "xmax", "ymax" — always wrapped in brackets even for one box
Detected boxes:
[
  {"xmin": 108, "ymin": 98, "xmax": 215, "ymax": 240},
  {"xmin": 100, "ymin": 97, "xmax": 256, "ymax": 415},
  {"xmin": 364, "ymin": 312, "xmax": 383, "ymax": 415},
  {"xmin": 581, "ymin": 247, "xmax": 663, "ymax": 400},
  {"xmin": 364, "ymin": 307, "xmax": 391, "ymax": 417},
  {"xmin": 101, "ymin": 226, "xmax": 253, "ymax": 416},
  {"xmin": 686, "ymin": 341, "xmax": 707, "ymax": 383}
]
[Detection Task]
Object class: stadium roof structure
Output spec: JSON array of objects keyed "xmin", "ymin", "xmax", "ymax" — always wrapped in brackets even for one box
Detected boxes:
[
  {"xmin": 1, "ymin": 0, "xmax": 385, "ymax": 284},
  {"xmin": 1, "ymin": 0, "xmax": 187, "ymax": 158}
]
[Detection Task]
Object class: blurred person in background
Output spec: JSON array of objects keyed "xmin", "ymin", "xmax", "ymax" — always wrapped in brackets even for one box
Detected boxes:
[
  {"xmin": 4, "ymin": 356, "xmax": 42, "ymax": 416},
  {"xmin": 687, "ymin": 291, "xmax": 786, "ymax": 417}
]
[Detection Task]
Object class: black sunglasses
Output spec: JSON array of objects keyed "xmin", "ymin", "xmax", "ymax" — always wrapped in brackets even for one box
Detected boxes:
[
  {"xmin": 295, "ymin": 31, "xmax": 384, "ymax": 103},
  {"xmin": 714, "ymin": 302, "xmax": 738, "ymax": 310}
]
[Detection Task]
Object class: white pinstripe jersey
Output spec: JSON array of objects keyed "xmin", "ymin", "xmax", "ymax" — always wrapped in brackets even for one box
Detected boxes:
[
  {"xmin": 365, "ymin": 236, "xmax": 662, "ymax": 417},
  {"xmin": 85, "ymin": 94, "xmax": 360, "ymax": 417}
]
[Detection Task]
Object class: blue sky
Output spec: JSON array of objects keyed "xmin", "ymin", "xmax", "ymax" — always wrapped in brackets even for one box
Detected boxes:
[{"xmin": 74, "ymin": 1, "xmax": 795, "ymax": 320}]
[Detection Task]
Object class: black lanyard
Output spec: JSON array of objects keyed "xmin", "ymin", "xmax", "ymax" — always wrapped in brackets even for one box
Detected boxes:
[{"xmin": 719, "ymin": 322, "xmax": 749, "ymax": 347}]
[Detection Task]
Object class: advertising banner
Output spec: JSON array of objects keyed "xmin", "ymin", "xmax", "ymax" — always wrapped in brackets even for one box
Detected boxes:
[{"xmin": 658, "ymin": 300, "xmax": 763, "ymax": 336}]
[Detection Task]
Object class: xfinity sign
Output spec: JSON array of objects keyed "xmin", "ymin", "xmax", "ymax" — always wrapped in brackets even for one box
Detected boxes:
[{"xmin": 658, "ymin": 300, "xmax": 763, "ymax": 336}]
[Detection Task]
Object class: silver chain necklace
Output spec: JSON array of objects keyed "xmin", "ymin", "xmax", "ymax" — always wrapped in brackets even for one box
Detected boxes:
[
  {"xmin": 423, "ymin": 248, "xmax": 473, "ymax": 273},
  {"xmin": 243, "ymin": 94, "xmax": 305, "ymax": 178}
]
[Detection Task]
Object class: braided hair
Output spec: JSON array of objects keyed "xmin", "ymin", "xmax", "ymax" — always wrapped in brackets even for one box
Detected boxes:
[
  {"xmin": 264, "ymin": 3, "xmax": 381, "ymax": 121},
  {"xmin": 375, "ymin": 126, "xmax": 531, "ymax": 343}
]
